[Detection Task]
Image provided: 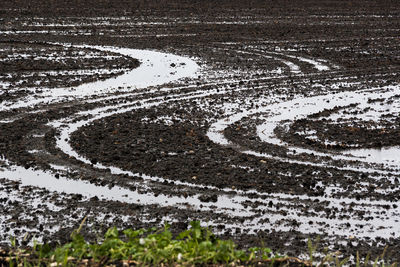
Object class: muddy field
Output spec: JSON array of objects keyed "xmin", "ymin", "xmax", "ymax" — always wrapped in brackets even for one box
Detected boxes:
[{"xmin": 1, "ymin": 0, "xmax": 400, "ymax": 260}]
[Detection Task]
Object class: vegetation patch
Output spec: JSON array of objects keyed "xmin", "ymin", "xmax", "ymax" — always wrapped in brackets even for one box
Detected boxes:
[
  {"xmin": 0, "ymin": 221, "xmax": 397, "ymax": 266},
  {"xmin": 2, "ymin": 221, "xmax": 307, "ymax": 266}
]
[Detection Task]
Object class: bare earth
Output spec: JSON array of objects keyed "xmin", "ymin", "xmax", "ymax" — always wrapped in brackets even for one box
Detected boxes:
[{"xmin": 0, "ymin": 0, "xmax": 400, "ymax": 260}]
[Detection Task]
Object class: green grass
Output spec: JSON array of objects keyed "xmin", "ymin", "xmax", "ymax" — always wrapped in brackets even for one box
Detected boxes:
[{"xmin": 2, "ymin": 221, "xmax": 398, "ymax": 266}]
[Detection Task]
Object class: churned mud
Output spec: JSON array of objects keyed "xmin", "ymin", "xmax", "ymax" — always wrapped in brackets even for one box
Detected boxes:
[{"xmin": 1, "ymin": 0, "xmax": 400, "ymax": 261}]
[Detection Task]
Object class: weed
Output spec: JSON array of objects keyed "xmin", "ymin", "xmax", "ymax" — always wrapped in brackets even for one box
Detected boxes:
[
  {"xmin": 2, "ymin": 224, "xmax": 398, "ymax": 266},
  {"xmin": 307, "ymin": 238, "xmax": 397, "ymax": 267},
  {"xmin": 24, "ymin": 221, "xmax": 281, "ymax": 266}
]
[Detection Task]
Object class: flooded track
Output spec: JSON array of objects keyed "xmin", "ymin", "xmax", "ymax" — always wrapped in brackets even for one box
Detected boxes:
[{"xmin": 1, "ymin": 0, "xmax": 400, "ymax": 259}]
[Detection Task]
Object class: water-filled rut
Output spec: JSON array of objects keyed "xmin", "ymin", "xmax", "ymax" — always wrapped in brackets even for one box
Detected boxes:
[{"xmin": 1, "ymin": 2, "xmax": 400, "ymax": 259}]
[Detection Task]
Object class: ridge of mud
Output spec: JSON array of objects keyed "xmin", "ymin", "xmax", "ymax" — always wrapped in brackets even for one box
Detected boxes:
[{"xmin": 1, "ymin": 0, "xmax": 400, "ymax": 262}]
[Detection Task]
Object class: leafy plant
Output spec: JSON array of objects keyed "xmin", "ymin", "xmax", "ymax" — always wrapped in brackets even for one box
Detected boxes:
[
  {"xmin": 28, "ymin": 221, "xmax": 279, "ymax": 266},
  {"xmin": 3, "ymin": 224, "xmax": 397, "ymax": 266}
]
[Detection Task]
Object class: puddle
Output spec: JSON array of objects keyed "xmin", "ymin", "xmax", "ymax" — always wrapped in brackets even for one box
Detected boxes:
[
  {"xmin": 0, "ymin": 43, "xmax": 199, "ymax": 111},
  {"xmin": 348, "ymin": 147, "xmax": 400, "ymax": 164},
  {"xmin": 0, "ymin": 163, "xmax": 249, "ymax": 217},
  {"xmin": 1, "ymin": 39, "xmax": 400, "ymax": 244},
  {"xmin": 208, "ymin": 84, "xmax": 400, "ymax": 173},
  {"xmin": 257, "ymin": 85, "xmax": 400, "ymax": 166},
  {"xmin": 2, "ymin": 159, "xmax": 399, "ymax": 239},
  {"xmin": 269, "ymin": 51, "xmax": 331, "ymax": 71}
]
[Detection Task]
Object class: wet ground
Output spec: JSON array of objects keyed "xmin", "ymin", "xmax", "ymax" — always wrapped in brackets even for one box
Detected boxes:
[{"xmin": 1, "ymin": 0, "xmax": 400, "ymax": 261}]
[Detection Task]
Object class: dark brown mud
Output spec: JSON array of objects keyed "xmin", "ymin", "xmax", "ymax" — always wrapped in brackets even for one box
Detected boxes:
[{"xmin": 0, "ymin": 0, "xmax": 400, "ymax": 262}]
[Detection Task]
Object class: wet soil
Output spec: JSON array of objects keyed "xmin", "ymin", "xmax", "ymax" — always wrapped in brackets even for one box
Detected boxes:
[{"xmin": 1, "ymin": 0, "xmax": 400, "ymax": 262}]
